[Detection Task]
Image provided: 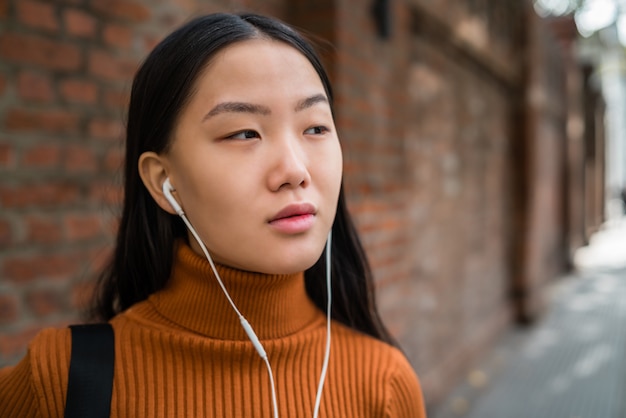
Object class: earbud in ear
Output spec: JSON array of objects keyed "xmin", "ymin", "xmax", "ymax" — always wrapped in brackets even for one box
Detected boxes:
[{"xmin": 162, "ymin": 177, "xmax": 184, "ymax": 216}]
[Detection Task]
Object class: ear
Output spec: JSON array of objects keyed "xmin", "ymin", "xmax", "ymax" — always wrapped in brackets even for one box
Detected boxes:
[{"xmin": 138, "ymin": 151, "xmax": 179, "ymax": 215}]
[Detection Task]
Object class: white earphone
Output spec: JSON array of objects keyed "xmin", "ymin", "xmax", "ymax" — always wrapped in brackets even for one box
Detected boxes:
[
  {"xmin": 161, "ymin": 177, "xmax": 332, "ymax": 418},
  {"xmin": 162, "ymin": 178, "xmax": 184, "ymax": 216}
]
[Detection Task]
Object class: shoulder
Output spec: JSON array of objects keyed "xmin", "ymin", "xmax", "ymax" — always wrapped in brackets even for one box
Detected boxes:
[
  {"xmin": 24, "ymin": 327, "xmax": 72, "ymax": 398},
  {"xmin": 30, "ymin": 325, "xmax": 72, "ymax": 354},
  {"xmin": 28, "ymin": 327, "xmax": 73, "ymax": 383},
  {"xmin": 381, "ymin": 348, "xmax": 427, "ymax": 417},
  {"xmin": 330, "ymin": 320, "xmax": 409, "ymax": 369},
  {"xmin": 330, "ymin": 322, "xmax": 426, "ymax": 417},
  {"xmin": 0, "ymin": 327, "xmax": 71, "ymax": 418}
]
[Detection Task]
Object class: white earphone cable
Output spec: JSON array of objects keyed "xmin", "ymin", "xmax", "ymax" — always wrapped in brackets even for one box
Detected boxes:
[
  {"xmin": 312, "ymin": 230, "xmax": 332, "ymax": 418},
  {"xmin": 179, "ymin": 214, "xmax": 245, "ymax": 319},
  {"xmin": 264, "ymin": 357, "xmax": 280, "ymax": 418},
  {"xmin": 168, "ymin": 180, "xmax": 331, "ymax": 418},
  {"xmin": 181, "ymin": 212, "xmax": 278, "ymax": 418}
]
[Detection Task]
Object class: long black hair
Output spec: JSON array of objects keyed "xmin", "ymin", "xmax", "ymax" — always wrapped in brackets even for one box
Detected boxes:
[{"xmin": 90, "ymin": 12, "xmax": 396, "ymax": 346}]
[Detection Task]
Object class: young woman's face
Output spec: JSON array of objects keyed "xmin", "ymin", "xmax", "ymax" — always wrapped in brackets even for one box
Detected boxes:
[{"xmin": 164, "ymin": 39, "xmax": 342, "ymax": 274}]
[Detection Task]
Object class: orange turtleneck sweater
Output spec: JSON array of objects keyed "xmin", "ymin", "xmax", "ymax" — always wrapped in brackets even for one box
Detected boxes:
[{"xmin": 0, "ymin": 243, "xmax": 426, "ymax": 417}]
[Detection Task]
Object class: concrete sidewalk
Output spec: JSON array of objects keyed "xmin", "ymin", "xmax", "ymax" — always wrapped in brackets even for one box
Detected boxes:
[{"xmin": 430, "ymin": 218, "xmax": 626, "ymax": 418}]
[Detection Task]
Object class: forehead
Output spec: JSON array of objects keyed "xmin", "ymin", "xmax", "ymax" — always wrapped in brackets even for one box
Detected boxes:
[{"xmin": 193, "ymin": 38, "xmax": 325, "ymax": 100}]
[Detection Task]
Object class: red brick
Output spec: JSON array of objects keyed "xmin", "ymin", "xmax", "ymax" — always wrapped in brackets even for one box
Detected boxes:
[
  {"xmin": 60, "ymin": 78, "xmax": 98, "ymax": 104},
  {"xmin": 0, "ymin": 32, "xmax": 81, "ymax": 71},
  {"xmin": 91, "ymin": 0, "xmax": 151, "ymax": 22},
  {"xmin": 142, "ymin": 34, "xmax": 161, "ymax": 51},
  {"xmin": 25, "ymin": 288, "xmax": 66, "ymax": 317},
  {"xmin": 88, "ymin": 49, "xmax": 137, "ymax": 81},
  {"xmin": 103, "ymin": 23, "xmax": 132, "ymax": 48},
  {"xmin": 64, "ymin": 144, "xmax": 97, "ymax": 172},
  {"xmin": 89, "ymin": 182, "xmax": 122, "ymax": 205},
  {"xmin": 64, "ymin": 213, "xmax": 102, "ymax": 241},
  {"xmin": 6, "ymin": 108, "xmax": 80, "ymax": 134},
  {"xmin": 64, "ymin": 8, "xmax": 97, "ymax": 38},
  {"xmin": 104, "ymin": 147, "xmax": 123, "ymax": 172},
  {"xmin": 0, "ymin": 218, "xmax": 11, "ymax": 246},
  {"xmin": 17, "ymin": 71, "xmax": 54, "ymax": 102},
  {"xmin": 88, "ymin": 245, "xmax": 113, "ymax": 272},
  {"xmin": 2, "ymin": 252, "xmax": 82, "ymax": 282},
  {"xmin": 0, "ymin": 72, "xmax": 6, "ymax": 96},
  {"xmin": 0, "ymin": 0, "xmax": 7, "ymax": 18},
  {"xmin": 21, "ymin": 143, "xmax": 61, "ymax": 168},
  {"xmin": 104, "ymin": 88, "xmax": 129, "ymax": 109},
  {"xmin": 0, "ymin": 294, "xmax": 18, "ymax": 324},
  {"xmin": 0, "ymin": 182, "xmax": 80, "ymax": 208},
  {"xmin": 25, "ymin": 215, "xmax": 63, "ymax": 244},
  {"xmin": 17, "ymin": 0, "xmax": 59, "ymax": 32},
  {"xmin": 88, "ymin": 117, "xmax": 123, "ymax": 140},
  {"xmin": 72, "ymin": 280, "xmax": 96, "ymax": 310},
  {"xmin": 0, "ymin": 142, "xmax": 15, "ymax": 168}
]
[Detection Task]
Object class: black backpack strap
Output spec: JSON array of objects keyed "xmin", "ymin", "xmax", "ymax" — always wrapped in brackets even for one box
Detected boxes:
[{"xmin": 64, "ymin": 323, "xmax": 115, "ymax": 418}]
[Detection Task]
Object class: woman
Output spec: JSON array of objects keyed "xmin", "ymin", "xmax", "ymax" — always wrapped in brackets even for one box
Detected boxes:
[{"xmin": 0, "ymin": 13, "xmax": 426, "ymax": 417}]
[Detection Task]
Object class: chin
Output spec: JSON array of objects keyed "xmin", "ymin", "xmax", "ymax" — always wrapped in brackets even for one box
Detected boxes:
[
  {"xmin": 218, "ymin": 233, "xmax": 329, "ymax": 274},
  {"xmin": 259, "ymin": 257, "xmax": 319, "ymax": 275},
  {"xmin": 253, "ymin": 246, "xmax": 325, "ymax": 275}
]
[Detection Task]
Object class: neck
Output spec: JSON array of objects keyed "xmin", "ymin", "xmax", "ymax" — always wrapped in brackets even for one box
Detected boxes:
[{"xmin": 147, "ymin": 243, "xmax": 323, "ymax": 340}]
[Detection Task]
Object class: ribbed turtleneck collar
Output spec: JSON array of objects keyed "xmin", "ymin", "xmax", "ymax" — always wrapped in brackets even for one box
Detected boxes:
[{"xmin": 146, "ymin": 242, "xmax": 323, "ymax": 341}]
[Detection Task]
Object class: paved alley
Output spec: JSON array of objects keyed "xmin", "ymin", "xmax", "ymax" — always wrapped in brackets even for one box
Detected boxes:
[{"xmin": 431, "ymin": 218, "xmax": 626, "ymax": 418}]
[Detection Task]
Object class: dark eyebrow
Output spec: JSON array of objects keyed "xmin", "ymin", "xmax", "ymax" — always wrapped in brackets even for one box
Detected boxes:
[
  {"xmin": 203, "ymin": 102, "xmax": 271, "ymax": 120},
  {"xmin": 295, "ymin": 94, "xmax": 329, "ymax": 112},
  {"xmin": 203, "ymin": 94, "xmax": 328, "ymax": 121}
]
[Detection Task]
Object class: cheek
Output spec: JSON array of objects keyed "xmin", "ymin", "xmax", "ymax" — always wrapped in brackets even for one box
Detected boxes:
[
  {"xmin": 329, "ymin": 142, "xmax": 343, "ymax": 188},
  {"xmin": 188, "ymin": 174, "xmax": 245, "ymax": 219},
  {"xmin": 320, "ymin": 143, "xmax": 343, "ymax": 209},
  {"xmin": 172, "ymin": 159, "xmax": 235, "ymax": 225}
]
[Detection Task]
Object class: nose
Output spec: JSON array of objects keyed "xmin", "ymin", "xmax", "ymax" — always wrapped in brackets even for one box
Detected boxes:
[{"xmin": 266, "ymin": 136, "xmax": 311, "ymax": 192}]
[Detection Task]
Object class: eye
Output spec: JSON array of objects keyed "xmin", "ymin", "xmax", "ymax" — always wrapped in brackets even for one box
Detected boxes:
[
  {"xmin": 225, "ymin": 130, "xmax": 260, "ymax": 140},
  {"xmin": 304, "ymin": 126, "xmax": 330, "ymax": 135}
]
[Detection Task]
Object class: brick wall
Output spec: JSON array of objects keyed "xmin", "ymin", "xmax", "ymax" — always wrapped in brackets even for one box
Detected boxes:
[
  {"xmin": 0, "ymin": 0, "xmax": 138, "ymax": 364},
  {"xmin": 0, "ymin": 0, "xmax": 291, "ymax": 367},
  {"xmin": 0, "ymin": 0, "xmax": 600, "ymax": 412},
  {"xmin": 319, "ymin": 0, "xmax": 524, "ymax": 404},
  {"xmin": 512, "ymin": 11, "xmax": 584, "ymax": 323}
]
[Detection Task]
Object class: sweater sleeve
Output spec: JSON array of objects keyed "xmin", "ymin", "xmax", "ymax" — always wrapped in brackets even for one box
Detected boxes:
[
  {"xmin": 383, "ymin": 349, "xmax": 427, "ymax": 418},
  {"xmin": 0, "ymin": 328, "xmax": 71, "ymax": 418},
  {"xmin": 0, "ymin": 354, "xmax": 41, "ymax": 418}
]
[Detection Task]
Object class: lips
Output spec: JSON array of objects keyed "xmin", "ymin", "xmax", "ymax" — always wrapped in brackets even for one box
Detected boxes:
[
  {"xmin": 268, "ymin": 203, "xmax": 316, "ymax": 234},
  {"xmin": 269, "ymin": 203, "xmax": 316, "ymax": 222}
]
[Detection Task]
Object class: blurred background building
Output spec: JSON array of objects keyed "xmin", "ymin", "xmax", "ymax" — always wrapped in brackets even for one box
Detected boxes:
[
  {"xmin": 579, "ymin": 22, "xmax": 626, "ymax": 217},
  {"xmin": 0, "ymin": 0, "xmax": 619, "ymax": 413}
]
